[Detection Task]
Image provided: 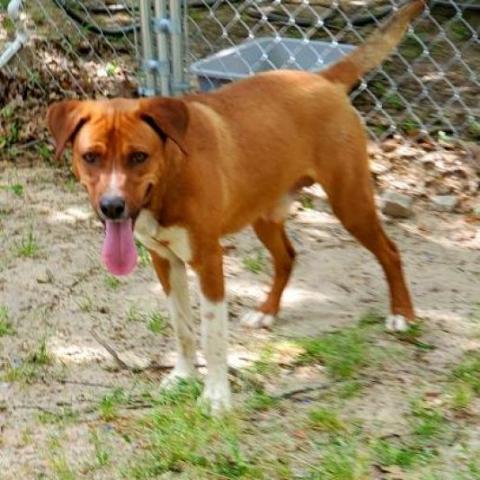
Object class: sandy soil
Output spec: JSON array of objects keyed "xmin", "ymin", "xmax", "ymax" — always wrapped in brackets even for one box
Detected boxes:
[{"xmin": 0, "ymin": 161, "xmax": 479, "ymax": 478}]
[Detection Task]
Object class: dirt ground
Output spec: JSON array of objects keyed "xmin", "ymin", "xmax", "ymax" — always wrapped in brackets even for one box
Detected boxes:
[
  {"xmin": 0, "ymin": 159, "xmax": 479, "ymax": 479},
  {"xmin": 1, "ymin": 2, "xmax": 480, "ymax": 478}
]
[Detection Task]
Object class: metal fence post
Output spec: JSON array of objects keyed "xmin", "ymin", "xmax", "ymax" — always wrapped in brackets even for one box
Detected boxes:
[
  {"xmin": 154, "ymin": 0, "xmax": 171, "ymax": 96},
  {"xmin": 139, "ymin": 0, "xmax": 157, "ymax": 96},
  {"xmin": 0, "ymin": 0, "xmax": 28, "ymax": 69},
  {"xmin": 169, "ymin": 0, "xmax": 186, "ymax": 96}
]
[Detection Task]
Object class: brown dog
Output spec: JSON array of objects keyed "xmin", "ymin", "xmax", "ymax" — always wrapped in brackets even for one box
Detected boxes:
[{"xmin": 48, "ymin": 0, "xmax": 424, "ymax": 412}]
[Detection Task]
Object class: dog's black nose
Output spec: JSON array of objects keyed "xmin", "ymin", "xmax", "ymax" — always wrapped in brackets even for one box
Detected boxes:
[{"xmin": 100, "ymin": 195, "xmax": 126, "ymax": 220}]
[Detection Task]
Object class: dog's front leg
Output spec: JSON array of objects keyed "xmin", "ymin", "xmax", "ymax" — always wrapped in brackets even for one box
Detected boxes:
[
  {"xmin": 192, "ymin": 245, "xmax": 232, "ymax": 414},
  {"xmin": 135, "ymin": 211, "xmax": 197, "ymax": 384},
  {"xmin": 150, "ymin": 251, "xmax": 198, "ymax": 385}
]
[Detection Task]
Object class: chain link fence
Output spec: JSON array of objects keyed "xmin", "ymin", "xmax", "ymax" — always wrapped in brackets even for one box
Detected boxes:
[
  {"xmin": 0, "ymin": 0, "xmax": 144, "ymax": 157},
  {"xmin": 0, "ymin": 1, "xmax": 479, "ymax": 152},
  {"xmin": 185, "ymin": 0, "xmax": 480, "ymax": 144}
]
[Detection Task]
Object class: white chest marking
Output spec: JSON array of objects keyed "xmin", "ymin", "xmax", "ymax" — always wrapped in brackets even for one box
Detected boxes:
[{"xmin": 134, "ymin": 209, "xmax": 192, "ymax": 262}]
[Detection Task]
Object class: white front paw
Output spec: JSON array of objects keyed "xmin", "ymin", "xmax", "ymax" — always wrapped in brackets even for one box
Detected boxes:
[
  {"xmin": 161, "ymin": 362, "xmax": 197, "ymax": 389},
  {"xmin": 385, "ymin": 314, "xmax": 409, "ymax": 332},
  {"xmin": 240, "ymin": 310, "xmax": 276, "ymax": 329},
  {"xmin": 199, "ymin": 380, "xmax": 232, "ymax": 414}
]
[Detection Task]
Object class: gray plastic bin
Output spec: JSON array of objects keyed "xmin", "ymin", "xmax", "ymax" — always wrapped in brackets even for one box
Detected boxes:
[{"xmin": 190, "ymin": 37, "xmax": 355, "ymax": 91}]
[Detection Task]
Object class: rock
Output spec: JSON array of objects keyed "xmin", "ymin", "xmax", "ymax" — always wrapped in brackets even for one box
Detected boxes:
[
  {"xmin": 370, "ymin": 161, "xmax": 390, "ymax": 176},
  {"xmin": 381, "ymin": 139, "xmax": 398, "ymax": 153},
  {"xmin": 431, "ymin": 195, "xmax": 458, "ymax": 213},
  {"xmin": 381, "ymin": 191, "xmax": 414, "ymax": 218}
]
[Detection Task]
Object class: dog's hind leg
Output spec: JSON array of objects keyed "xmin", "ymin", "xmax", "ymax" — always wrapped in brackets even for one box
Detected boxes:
[
  {"xmin": 241, "ymin": 217, "xmax": 296, "ymax": 329},
  {"xmin": 319, "ymin": 160, "xmax": 414, "ymax": 331}
]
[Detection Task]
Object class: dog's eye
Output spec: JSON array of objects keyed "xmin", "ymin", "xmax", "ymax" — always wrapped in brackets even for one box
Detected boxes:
[
  {"xmin": 83, "ymin": 152, "xmax": 100, "ymax": 164},
  {"xmin": 129, "ymin": 151, "xmax": 149, "ymax": 165}
]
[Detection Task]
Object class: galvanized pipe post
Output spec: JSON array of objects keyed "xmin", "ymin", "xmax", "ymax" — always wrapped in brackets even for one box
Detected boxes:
[
  {"xmin": 139, "ymin": 0, "xmax": 157, "ymax": 96},
  {"xmin": 154, "ymin": 0, "xmax": 171, "ymax": 96},
  {"xmin": 169, "ymin": 0, "xmax": 187, "ymax": 96}
]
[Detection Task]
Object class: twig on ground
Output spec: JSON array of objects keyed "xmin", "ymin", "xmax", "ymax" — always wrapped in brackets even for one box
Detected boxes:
[
  {"xmin": 275, "ymin": 382, "xmax": 332, "ymax": 399},
  {"xmin": 90, "ymin": 329, "xmax": 130, "ymax": 371}
]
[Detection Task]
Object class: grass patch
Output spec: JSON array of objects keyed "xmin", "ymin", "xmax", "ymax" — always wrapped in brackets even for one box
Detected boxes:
[
  {"xmin": 373, "ymin": 439, "xmax": 432, "ymax": 469},
  {"xmin": 242, "ymin": 251, "xmax": 266, "ymax": 274},
  {"xmin": 373, "ymin": 402, "xmax": 448, "ymax": 470},
  {"xmin": 308, "ymin": 408, "xmax": 345, "ymax": 433},
  {"xmin": 393, "ymin": 323, "xmax": 435, "ymax": 351},
  {"xmin": 384, "ymin": 93, "xmax": 404, "ymax": 111},
  {"xmin": 104, "ymin": 275, "xmax": 121, "ymax": 290},
  {"xmin": 295, "ymin": 327, "xmax": 370, "ymax": 380},
  {"xmin": 99, "ymin": 388, "xmax": 128, "ymax": 421},
  {"xmin": 249, "ymin": 345, "xmax": 279, "ymax": 377},
  {"xmin": 400, "ymin": 118, "xmax": 421, "ymax": 134},
  {"xmin": 77, "ymin": 295, "xmax": 94, "ymax": 313},
  {"xmin": 90, "ymin": 429, "xmax": 111, "ymax": 468},
  {"xmin": 27, "ymin": 338, "xmax": 52, "ymax": 365},
  {"xmin": 449, "ymin": 21, "xmax": 472, "ymax": 41},
  {"xmin": 0, "ymin": 305, "xmax": 14, "ymax": 336},
  {"xmin": 446, "ymin": 351, "xmax": 480, "ymax": 411},
  {"xmin": 136, "ymin": 241, "xmax": 151, "ymax": 267},
  {"xmin": 451, "ymin": 351, "xmax": 480, "ymax": 394},
  {"xmin": 309, "ymin": 437, "xmax": 369, "ymax": 480},
  {"xmin": 126, "ymin": 304, "xmax": 146, "ymax": 322},
  {"xmin": 450, "ymin": 383, "xmax": 474, "ymax": 411},
  {"xmin": 15, "ymin": 229, "xmax": 40, "ymax": 258},
  {"xmin": 147, "ymin": 311, "xmax": 167, "ymax": 335},
  {"xmin": 37, "ymin": 407, "xmax": 79, "ymax": 425},
  {"xmin": 3, "ymin": 339, "xmax": 51, "ymax": 382},
  {"xmin": 246, "ymin": 389, "xmax": 279, "ymax": 412},
  {"xmin": 36, "ymin": 142, "xmax": 53, "ymax": 163},
  {"xmin": 4, "ymin": 183, "xmax": 24, "ymax": 196},
  {"xmin": 125, "ymin": 380, "xmax": 257, "ymax": 479},
  {"xmin": 467, "ymin": 119, "xmax": 480, "ymax": 140}
]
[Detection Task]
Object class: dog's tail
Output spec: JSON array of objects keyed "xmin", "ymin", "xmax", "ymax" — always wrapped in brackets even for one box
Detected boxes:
[{"xmin": 320, "ymin": 0, "xmax": 425, "ymax": 90}]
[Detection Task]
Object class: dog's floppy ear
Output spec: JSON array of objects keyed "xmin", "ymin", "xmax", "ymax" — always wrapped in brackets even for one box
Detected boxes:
[
  {"xmin": 138, "ymin": 97, "xmax": 189, "ymax": 155},
  {"xmin": 47, "ymin": 100, "xmax": 89, "ymax": 161}
]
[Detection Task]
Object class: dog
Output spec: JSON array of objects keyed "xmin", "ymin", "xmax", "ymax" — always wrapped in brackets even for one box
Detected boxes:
[{"xmin": 47, "ymin": 0, "xmax": 424, "ymax": 413}]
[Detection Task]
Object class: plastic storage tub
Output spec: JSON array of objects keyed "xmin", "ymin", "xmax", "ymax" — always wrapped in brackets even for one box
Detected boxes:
[{"xmin": 190, "ymin": 37, "xmax": 355, "ymax": 91}]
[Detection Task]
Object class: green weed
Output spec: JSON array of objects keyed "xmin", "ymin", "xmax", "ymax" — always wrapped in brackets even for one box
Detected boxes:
[
  {"xmin": 147, "ymin": 311, "xmax": 167, "ymax": 334},
  {"xmin": 246, "ymin": 389, "xmax": 279, "ymax": 412},
  {"xmin": 99, "ymin": 388, "xmax": 128, "ymax": 421},
  {"xmin": 295, "ymin": 328, "xmax": 369, "ymax": 380},
  {"xmin": 308, "ymin": 408, "xmax": 345, "ymax": 433},
  {"xmin": 125, "ymin": 380, "xmax": 254, "ymax": 479},
  {"xmin": 243, "ymin": 251, "xmax": 266, "ymax": 274},
  {"xmin": 37, "ymin": 407, "xmax": 79, "ymax": 425},
  {"xmin": 126, "ymin": 304, "xmax": 145, "ymax": 322},
  {"xmin": 104, "ymin": 275, "xmax": 121, "ymax": 290},
  {"xmin": 90, "ymin": 429, "xmax": 111, "ymax": 467},
  {"xmin": 0, "ymin": 305, "xmax": 14, "ymax": 336},
  {"xmin": 16, "ymin": 229, "xmax": 40, "ymax": 257},
  {"xmin": 136, "ymin": 241, "xmax": 151, "ymax": 267},
  {"xmin": 451, "ymin": 351, "xmax": 480, "ymax": 395}
]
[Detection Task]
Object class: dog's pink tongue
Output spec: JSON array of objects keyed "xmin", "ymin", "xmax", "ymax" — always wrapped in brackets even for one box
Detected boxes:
[{"xmin": 102, "ymin": 219, "xmax": 137, "ymax": 276}]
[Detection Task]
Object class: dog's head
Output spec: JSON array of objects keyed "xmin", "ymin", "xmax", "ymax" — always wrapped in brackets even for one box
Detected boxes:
[
  {"xmin": 47, "ymin": 97, "xmax": 189, "ymax": 221},
  {"xmin": 47, "ymin": 97, "xmax": 189, "ymax": 275}
]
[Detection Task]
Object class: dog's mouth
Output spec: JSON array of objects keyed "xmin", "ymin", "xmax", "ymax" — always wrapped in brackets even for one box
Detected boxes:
[
  {"xmin": 97, "ymin": 185, "xmax": 153, "ymax": 277},
  {"xmin": 101, "ymin": 218, "xmax": 138, "ymax": 277}
]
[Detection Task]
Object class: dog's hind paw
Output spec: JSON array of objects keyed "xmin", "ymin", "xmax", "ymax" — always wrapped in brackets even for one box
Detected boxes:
[
  {"xmin": 385, "ymin": 314, "xmax": 409, "ymax": 332},
  {"xmin": 199, "ymin": 380, "xmax": 232, "ymax": 415},
  {"xmin": 240, "ymin": 310, "xmax": 276, "ymax": 329}
]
